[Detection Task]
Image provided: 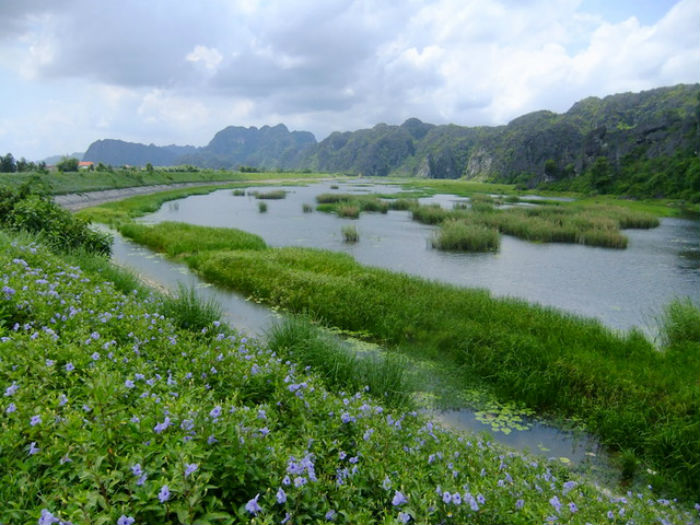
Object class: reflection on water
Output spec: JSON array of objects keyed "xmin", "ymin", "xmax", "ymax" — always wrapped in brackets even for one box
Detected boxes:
[{"xmin": 139, "ymin": 181, "xmax": 700, "ymax": 336}]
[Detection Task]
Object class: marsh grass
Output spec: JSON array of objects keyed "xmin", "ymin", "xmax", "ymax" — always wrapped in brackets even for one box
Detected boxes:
[
  {"xmin": 658, "ymin": 298, "xmax": 700, "ymax": 348},
  {"xmin": 160, "ymin": 282, "xmax": 222, "ymax": 332},
  {"xmin": 316, "ymin": 193, "xmax": 389, "ymax": 217},
  {"xmin": 431, "ymin": 220, "xmax": 499, "ymax": 252},
  {"xmin": 232, "ymin": 189, "xmax": 246, "ymax": 196},
  {"xmin": 341, "ymin": 225, "xmax": 359, "ymax": 243},
  {"xmin": 337, "ymin": 204, "xmax": 360, "ymax": 219},
  {"xmin": 258, "ymin": 201, "xmax": 268, "ymax": 213},
  {"xmin": 410, "ymin": 200, "xmax": 657, "ymax": 249},
  {"xmin": 266, "ymin": 316, "xmax": 413, "ymax": 408},
  {"xmin": 254, "ymin": 189, "xmax": 287, "ymax": 200},
  {"xmin": 302, "ymin": 203, "xmax": 313, "ymax": 213},
  {"xmin": 119, "ymin": 221, "xmax": 266, "ymax": 256}
]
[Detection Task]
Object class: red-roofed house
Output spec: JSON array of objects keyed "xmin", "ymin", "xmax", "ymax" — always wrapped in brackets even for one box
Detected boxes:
[{"xmin": 78, "ymin": 161, "xmax": 94, "ymax": 170}]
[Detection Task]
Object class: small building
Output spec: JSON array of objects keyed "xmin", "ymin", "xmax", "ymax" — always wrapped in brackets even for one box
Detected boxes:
[{"xmin": 78, "ymin": 161, "xmax": 94, "ymax": 170}]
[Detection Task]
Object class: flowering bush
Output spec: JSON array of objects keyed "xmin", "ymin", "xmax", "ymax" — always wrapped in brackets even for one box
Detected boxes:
[{"xmin": 1, "ymin": 232, "xmax": 697, "ymax": 524}]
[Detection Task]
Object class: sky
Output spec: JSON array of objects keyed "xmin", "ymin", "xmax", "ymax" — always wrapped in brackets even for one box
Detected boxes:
[{"xmin": 0, "ymin": 0, "xmax": 698, "ymax": 161}]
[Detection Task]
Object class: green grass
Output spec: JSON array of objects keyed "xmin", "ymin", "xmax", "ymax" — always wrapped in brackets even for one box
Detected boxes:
[
  {"xmin": 341, "ymin": 225, "xmax": 359, "ymax": 243},
  {"xmin": 0, "ymin": 168, "xmax": 329, "ymax": 196},
  {"xmin": 3, "ymin": 230, "xmax": 696, "ymax": 523},
  {"xmin": 302, "ymin": 204, "xmax": 313, "ymax": 213},
  {"xmin": 160, "ymin": 282, "xmax": 223, "ymax": 332},
  {"xmin": 232, "ymin": 189, "xmax": 246, "ymax": 196},
  {"xmin": 119, "ymin": 221, "xmax": 267, "ymax": 256},
  {"xmin": 109, "ymin": 220, "xmax": 700, "ymax": 496},
  {"xmin": 266, "ymin": 316, "xmax": 412, "ymax": 408},
  {"xmin": 258, "ymin": 201, "xmax": 268, "ymax": 213},
  {"xmin": 253, "ymin": 189, "xmax": 287, "ymax": 200},
  {"xmin": 410, "ymin": 201, "xmax": 657, "ymax": 249},
  {"xmin": 431, "ymin": 220, "xmax": 500, "ymax": 252},
  {"xmin": 316, "ymin": 193, "xmax": 389, "ymax": 217}
]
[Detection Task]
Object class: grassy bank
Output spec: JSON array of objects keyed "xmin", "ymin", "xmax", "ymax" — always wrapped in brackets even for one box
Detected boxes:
[
  {"xmin": 3, "ymin": 233, "xmax": 698, "ymax": 524},
  {"xmin": 0, "ymin": 168, "xmax": 328, "ymax": 195},
  {"xmin": 103, "ymin": 217, "xmax": 700, "ymax": 498}
]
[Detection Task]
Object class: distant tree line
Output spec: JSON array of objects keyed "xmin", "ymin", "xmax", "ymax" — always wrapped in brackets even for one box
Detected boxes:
[{"xmin": 0, "ymin": 153, "xmax": 48, "ymax": 173}]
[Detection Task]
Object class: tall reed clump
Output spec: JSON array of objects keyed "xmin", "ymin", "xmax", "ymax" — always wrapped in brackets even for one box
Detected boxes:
[
  {"xmin": 431, "ymin": 219, "xmax": 500, "ymax": 252},
  {"xmin": 258, "ymin": 201, "xmax": 268, "ymax": 213},
  {"xmin": 316, "ymin": 193, "xmax": 389, "ymax": 217},
  {"xmin": 160, "ymin": 282, "xmax": 222, "ymax": 332},
  {"xmin": 302, "ymin": 203, "xmax": 313, "ymax": 213},
  {"xmin": 254, "ymin": 189, "xmax": 287, "ymax": 200},
  {"xmin": 341, "ymin": 225, "xmax": 359, "ymax": 243},
  {"xmin": 337, "ymin": 204, "xmax": 360, "ymax": 219},
  {"xmin": 266, "ymin": 316, "xmax": 413, "ymax": 408},
  {"xmin": 232, "ymin": 189, "xmax": 246, "ymax": 196}
]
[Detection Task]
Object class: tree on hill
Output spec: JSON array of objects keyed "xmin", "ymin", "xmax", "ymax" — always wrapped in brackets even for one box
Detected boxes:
[
  {"xmin": 0, "ymin": 153, "xmax": 16, "ymax": 173},
  {"xmin": 56, "ymin": 157, "xmax": 80, "ymax": 172}
]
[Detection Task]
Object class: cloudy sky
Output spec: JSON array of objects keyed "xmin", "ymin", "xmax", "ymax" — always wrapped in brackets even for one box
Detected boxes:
[{"xmin": 1, "ymin": 0, "xmax": 698, "ymax": 161}]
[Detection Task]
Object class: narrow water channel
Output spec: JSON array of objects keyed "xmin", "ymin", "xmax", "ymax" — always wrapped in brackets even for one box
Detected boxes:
[{"xmin": 107, "ymin": 228, "xmax": 618, "ymax": 483}]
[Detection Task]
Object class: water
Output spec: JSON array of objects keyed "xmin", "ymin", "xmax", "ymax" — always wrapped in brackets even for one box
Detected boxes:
[
  {"xmin": 139, "ymin": 180, "xmax": 700, "ymax": 336},
  {"xmin": 109, "ymin": 229, "xmax": 277, "ymax": 336}
]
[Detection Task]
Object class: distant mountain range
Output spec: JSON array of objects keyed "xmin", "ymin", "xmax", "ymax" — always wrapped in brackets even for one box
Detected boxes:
[{"xmin": 82, "ymin": 84, "xmax": 699, "ymax": 190}]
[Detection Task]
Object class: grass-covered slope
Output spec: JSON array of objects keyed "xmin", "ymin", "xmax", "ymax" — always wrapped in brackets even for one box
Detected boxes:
[
  {"xmin": 2, "ymin": 233, "xmax": 700, "ymax": 524},
  {"xmin": 110, "ymin": 219, "xmax": 700, "ymax": 498}
]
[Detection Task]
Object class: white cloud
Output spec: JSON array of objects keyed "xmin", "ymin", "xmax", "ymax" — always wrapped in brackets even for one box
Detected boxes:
[
  {"xmin": 186, "ymin": 45, "xmax": 223, "ymax": 72},
  {"xmin": 0, "ymin": 0, "xmax": 696, "ymax": 159}
]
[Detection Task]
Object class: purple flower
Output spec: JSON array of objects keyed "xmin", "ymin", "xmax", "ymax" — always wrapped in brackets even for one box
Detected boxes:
[
  {"xmin": 245, "ymin": 493, "xmax": 262, "ymax": 515},
  {"xmin": 382, "ymin": 476, "xmax": 392, "ymax": 490},
  {"xmin": 294, "ymin": 476, "xmax": 307, "ymax": 487},
  {"xmin": 153, "ymin": 417, "xmax": 171, "ymax": 434},
  {"xmin": 276, "ymin": 487, "xmax": 287, "ymax": 504},
  {"xmin": 442, "ymin": 491, "xmax": 452, "ymax": 504},
  {"xmin": 550, "ymin": 496, "xmax": 561, "ymax": 514},
  {"xmin": 562, "ymin": 480, "xmax": 577, "ymax": 495},
  {"xmin": 325, "ymin": 510, "xmax": 336, "ymax": 521},
  {"xmin": 516, "ymin": 499, "xmax": 525, "ymax": 510},
  {"xmin": 59, "ymin": 394, "xmax": 68, "ymax": 406},
  {"xmin": 568, "ymin": 502, "xmax": 578, "ymax": 513},
  {"xmin": 91, "ymin": 352, "xmax": 100, "ymax": 361},
  {"xmin": 398, "ymin": 512, "xmax": 411, "ymax": 524},
  {"xmin": 158, "ymin": 484, "xmax": 170, "ymax": 503},
  {"xmin": 4, "ymin": 381, "xmax": 18, "ymax": 396},
  {"xmin": 184, "ymin": 463, "xmax": 198, "ymax": 477},
  {"xmin": 340, "ymin": 412, "xmax": 355, "ymax": 424},
  {"xmin": 282, "ymin": 475, "xmax": 291, "ymax": 486},
  {"xmin": 38, "ymin": 509, "xmax": 59, "ymax": 525},
  {"xmin": 64, "ymin": 362, "xmax": 74, "ymax": 372},
  {"xmin": 209, "ymin": 405, "xmax": 222, "ymax": 419},
  {"xmin": 6, "ymin": 402, "xmax": 16, "ymax": 414},
  {"xmin": 452, "ymin": 492, "xmax": 462, "ymax": 505},
  {"xmin": 207, "ymin": 434, "xmax": 218, "ymax": 445},
  {"xmin": 392, "ymin": 490, "xmax": 408, "ymax": 506},
  {"xmin": 137, "ymin": 473, "xmax": 148, "ymax": 486},
  {"xmin": 117, "ymin": 516, "xmax": 135, "ymax": 525},
  {"xmin": 28, "ymin": 441, "xmax": 40, "ymax": 455}
]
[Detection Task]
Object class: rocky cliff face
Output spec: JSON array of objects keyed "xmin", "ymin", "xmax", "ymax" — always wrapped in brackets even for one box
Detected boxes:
[{"xmin": 82, "ymin": 84, "xmax": 699, "ymax": 193}]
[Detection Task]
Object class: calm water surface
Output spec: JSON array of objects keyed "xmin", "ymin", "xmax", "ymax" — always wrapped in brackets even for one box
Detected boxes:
[{"xmin": 140, "ymin": 181, "xmax": 700, "ymax": 335}]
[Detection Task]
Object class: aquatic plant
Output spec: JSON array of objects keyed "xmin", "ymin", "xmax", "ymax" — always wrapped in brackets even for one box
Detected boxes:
[
  {"xmin": 254, "ymin": 190, "xmax": 287, "ymax": 200},
  {"xmin": 341, "ymin": 225, "xmax": 359, "ymax": 243},
  {"xmin": 258, "ymin": 201, "xmax": 268, "ymax": 213},
  {"xmin": 431, "ymin": 220, "xmax": 500, "ymax": 252}
]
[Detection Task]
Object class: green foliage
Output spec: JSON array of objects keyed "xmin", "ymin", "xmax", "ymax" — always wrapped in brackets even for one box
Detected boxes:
[
  {"xmin": 56, "ymin": 157, "xmax": 80, "ymax": 172},
  {"xmin": 4, "ymin": 233, "xmax": 697, "ymax": 523},
  {"xmin": 316, "ymin": 193, "xmax": 389, "ymax": 218},
  {"xmin": 0, "ymin": 153, "xmax": 16, "ymax": 173},
  {"xmin": 160, "ymin": 282, "xmax": 223, "ymax": 332},
  {"xmin": 341, "ymin": 225, "xmax": 359, "ymax": 243},
  {"xmin": 431, "ymin": 220, "xmax": 499, "ymax": 252},
  {"xmin": 0, "ymin": 185, "xmax": 111, "ymax": 255},
  {"xmin": 658, "ymin": 298, "xmax": 700, "ymax": 349},
  {"xmin": 266, "ymin": 316, "xmax": 412, "ymax": 408},
  {"xmin": 253, "ymin": 190, "xmax": 287, "ymax": 200},
  {"xmin": 119, "ymin": 221, "xmax": 266, "ymax": 257},
  {"xmin": 121, "ymin": 220, "xmax": 700, "ymax": 496},
  {"xmin": 258, "ymin": 201, "xmax": 268, "ymax": 213}
]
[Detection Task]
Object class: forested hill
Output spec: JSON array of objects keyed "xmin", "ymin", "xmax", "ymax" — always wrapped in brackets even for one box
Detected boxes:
[{"xmin": 82, "ymin": 84, "xmax": 699, "ymax": 200}]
